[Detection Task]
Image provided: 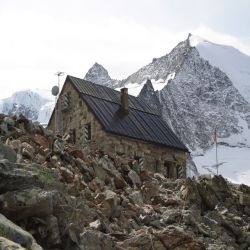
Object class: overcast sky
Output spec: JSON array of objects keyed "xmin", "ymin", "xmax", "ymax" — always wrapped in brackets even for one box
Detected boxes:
[{"xmin": 0, "ymin": 0, "xmax": 250, "ymax": 99}]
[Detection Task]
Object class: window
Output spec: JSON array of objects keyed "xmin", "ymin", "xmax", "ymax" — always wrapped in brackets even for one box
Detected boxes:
[{"xmin": 84, "ymin": 123, "xmax": 91, "ymax": 141}]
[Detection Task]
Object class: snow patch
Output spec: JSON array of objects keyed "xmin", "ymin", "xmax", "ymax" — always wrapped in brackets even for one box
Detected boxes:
[
  {"xmin": 189, "ymin": 35, "xmax": 207, "ymax": 47},
  {"xmin": 190, "ymin": 34, "xmax": 250, "ymax": 102},
  {"xmin": 116, "ymin": 82, "xmax": 144, "ymax": 97},
  {"xmin": 193, "ymin": 145, "xmax": 250, "ymax": 185},
  {"xmin": 151, "ymin": 72, "xmax": 176, "ymax": 91}
]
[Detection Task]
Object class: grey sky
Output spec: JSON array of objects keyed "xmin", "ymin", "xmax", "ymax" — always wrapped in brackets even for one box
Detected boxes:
[{"xmin": 0, "ymin": 0, "xmax": 249, "ymax": 98}]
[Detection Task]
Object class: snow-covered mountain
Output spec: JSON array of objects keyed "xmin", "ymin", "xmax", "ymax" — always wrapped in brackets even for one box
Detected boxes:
[
  {"xmin": 0, "ymin": 89, "xmax": 54, "ymax": 125},
  {"xmin": 84, "ymin": 34, "xmax": 250, "ymax": 184},
  {"xmin": 84, "ymin": 62, "xmax": 120, "ymax": 88}
]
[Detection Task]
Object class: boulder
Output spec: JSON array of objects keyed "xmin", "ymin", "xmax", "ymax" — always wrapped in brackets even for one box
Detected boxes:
[
  {"xmin": 197, "ymin": 182, "xmax": 219, "ymax": 210},
  {"xmin": 0, "ymin": 188, "xmax": 53, "ymax": 221},
  {"xmin": 207, "ymin": 175, "xmax": 231, "ymax": 201},
  {"xmin": 0, "ymin": 213, "xmax": 42, "ymax": 249},
  {"xmin": 0, "ymin": 237, "xmax": 26, "ymax": 250},
  {"xmin": 0, "ymin": 160, "xmax": 43, "ymax": 194}
]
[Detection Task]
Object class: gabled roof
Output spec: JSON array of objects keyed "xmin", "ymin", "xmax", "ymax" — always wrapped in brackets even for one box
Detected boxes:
[
  {"xmin": 68, "ymin": 75, "xmax": 159, "ymax": 115},
  {"xmin": 67, "ymin": 75, "xmax": 188, "ymax": 152}
]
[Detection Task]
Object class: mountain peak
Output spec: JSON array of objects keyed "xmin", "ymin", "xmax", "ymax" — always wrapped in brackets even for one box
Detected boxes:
[
  {"xmin": 188, "ymin": 34, "xmax": 208, "ymax": 47},
  {"xmin": 84, "ymin": 62, "xmax": 112, "ymax": 85},
  {"xmin": 84, "ymin": 63, "xmax": 121, "ymax": 88}
]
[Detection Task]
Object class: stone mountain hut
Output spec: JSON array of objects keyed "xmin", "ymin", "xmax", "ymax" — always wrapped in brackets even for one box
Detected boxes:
[{"xmin": 48, "ymin": 75, "xmax": 188, "ymax": 179}]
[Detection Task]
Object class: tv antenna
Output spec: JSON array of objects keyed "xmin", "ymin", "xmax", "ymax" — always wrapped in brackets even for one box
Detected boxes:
[
  {"xmin": 52, "ymin": 71, "xmax": 65, "ymax": 135},
  {"xmin": 55, "ymin": 71, "xmax": 64, "ymax": 90}
]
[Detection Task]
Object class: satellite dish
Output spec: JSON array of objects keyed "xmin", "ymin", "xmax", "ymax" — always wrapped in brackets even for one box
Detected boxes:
[{"xmin": 51, "ymin": 86, "xmax": 59, "ymax": 96}]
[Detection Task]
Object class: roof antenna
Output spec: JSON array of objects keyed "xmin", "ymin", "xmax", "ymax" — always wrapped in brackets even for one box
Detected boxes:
[
  {"xmin": 52, "ymin": 71, "xmax": 64, "ymax": 135},
  {"xmin": 55, "ymin": 71, "xmax": 64, "ymax": 91}
]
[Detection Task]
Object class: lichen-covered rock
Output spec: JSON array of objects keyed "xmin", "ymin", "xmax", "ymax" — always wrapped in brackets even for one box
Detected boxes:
[{"xmin": 0, "ymin": 237, "xmax": 26, "ymax": 250}]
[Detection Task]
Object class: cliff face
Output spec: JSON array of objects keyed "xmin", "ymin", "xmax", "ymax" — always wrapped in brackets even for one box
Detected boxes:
[{"xmin": 1, "ymin": 115, "xmax": 250, "ymax": 250}]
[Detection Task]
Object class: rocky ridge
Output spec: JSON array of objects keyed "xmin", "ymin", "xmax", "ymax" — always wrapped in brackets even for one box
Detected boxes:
[{"xmin": 1, "ymin": 115, "xmax": 250, "ymax": 249}]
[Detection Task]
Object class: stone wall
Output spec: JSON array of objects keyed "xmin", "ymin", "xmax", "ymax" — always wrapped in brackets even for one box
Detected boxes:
[{"xmin": 48, "ymin": 80, "xmax": 186, "ymax": 179}]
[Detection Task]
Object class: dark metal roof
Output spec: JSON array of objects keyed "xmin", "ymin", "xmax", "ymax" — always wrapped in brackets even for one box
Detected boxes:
[
  {"xmin": 68, "ymin": 75, "xmax": 159, "ymax": 115},
  {"xmin": 67, "ymin": 75, "xmax": 188, "ymax": 151}
]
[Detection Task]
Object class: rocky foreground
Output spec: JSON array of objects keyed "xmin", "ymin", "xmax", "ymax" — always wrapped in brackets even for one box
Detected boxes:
[{"xmin": 1, "ymin": 115, "xmax": 250, "ymax": 250}]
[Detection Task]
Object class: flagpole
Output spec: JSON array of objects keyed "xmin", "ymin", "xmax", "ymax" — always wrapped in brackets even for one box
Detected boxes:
[
  {"xmin": 216, "ymin": 138, "xmax": 218, "ymax": 175},
  {"xmin": 215, "ymin": 127, "xmax": 218, "ymax": 175}
]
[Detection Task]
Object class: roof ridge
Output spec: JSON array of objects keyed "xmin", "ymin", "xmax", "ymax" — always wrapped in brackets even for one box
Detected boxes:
[
  {"xmin": 81, "ymin": 93, "xmax": 160, "ymax": 116},
  {"xmin": 67, "ymin": 75, "xmax": 159, "ymax": 115}
]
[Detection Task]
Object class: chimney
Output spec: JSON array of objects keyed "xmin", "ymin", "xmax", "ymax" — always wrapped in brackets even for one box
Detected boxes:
[{"xmin": 120, "ymin": 88, "xmax": 129, "ymax": 114}]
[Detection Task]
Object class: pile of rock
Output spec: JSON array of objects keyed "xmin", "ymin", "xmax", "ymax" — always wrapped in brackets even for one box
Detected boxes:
[{"xmin": 0, "ymin": 114, "xmax": 250, "ymax": 250}]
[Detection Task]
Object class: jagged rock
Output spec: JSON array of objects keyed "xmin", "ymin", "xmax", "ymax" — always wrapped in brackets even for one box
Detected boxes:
[
  {"xmin": 0, "ymin": 188, "xmax": 53, "ymax": 221},
  {"xmin": 78, "ymin": 230, "xmax": 115, "ymax": 250},
  {"xmin": 117, "ymin": 228, "xmax": 205, "ymax": 250},
  {"xmin": 0, "ymin": 213, "xmax": 42, "ymax": 249},
  {"xmin": 197, "ymin": 182, "xmax": 219, "ymax": 210},
  {"xmin": 0, "ymin": 141, "xmax": 17, "ymax": 163},
  {"xmin": 207, "ymin": 175, "xmax": 231, "ymax": 201}
]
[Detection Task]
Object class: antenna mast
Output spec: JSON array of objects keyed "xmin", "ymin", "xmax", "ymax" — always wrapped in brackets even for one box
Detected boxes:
[
  {"xmin": 52, "ymin": 71, "xmax": 64, "ymax": 135},
  {"xmin": 55, "ymin": 71, "xmax": 64, "ymax": 90}
]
